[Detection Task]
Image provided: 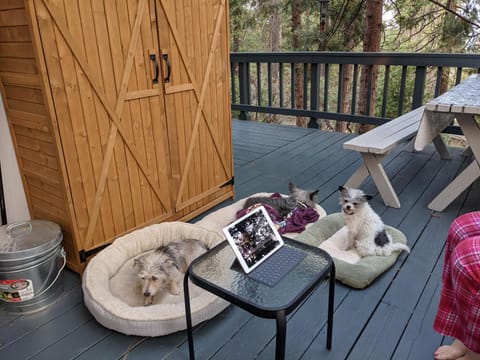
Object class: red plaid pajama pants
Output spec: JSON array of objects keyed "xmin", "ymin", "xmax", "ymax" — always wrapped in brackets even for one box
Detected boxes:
[{"xmin": 433, "ymin": 211, "xmax": 480, "ymax": 352}]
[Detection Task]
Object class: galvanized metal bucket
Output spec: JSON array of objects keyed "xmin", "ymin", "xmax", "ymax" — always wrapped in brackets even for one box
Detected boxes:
[{"xmin": 0, "ymin": 220, "xmax": 65, "ymax": 313}]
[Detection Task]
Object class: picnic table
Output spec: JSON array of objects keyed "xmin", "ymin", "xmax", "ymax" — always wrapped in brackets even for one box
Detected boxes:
[{"xmin": 414, "ymin": 74, "xmax": 480, "ymax": 212}]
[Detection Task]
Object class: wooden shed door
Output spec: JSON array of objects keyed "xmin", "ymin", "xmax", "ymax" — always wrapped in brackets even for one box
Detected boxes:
[
  {"xmin": 34, "ymin": 0, "xmax": 173, "ymax": 253},
  {"xmin": 155, "ymin": 0, "xmax": 233, "ymax": 211}
]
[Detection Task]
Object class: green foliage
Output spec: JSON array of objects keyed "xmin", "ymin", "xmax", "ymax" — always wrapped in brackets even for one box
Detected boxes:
[
  {"xmin": 230, "ymin": 0, "xmax": 479, "ymax": 52},
  {"xmin": 229, "ymin": 0, "xmax": 367, "ymax": 52},
  {"xmin": 383, "ymin": 0, "xmax": 479, "ymax": 52}
]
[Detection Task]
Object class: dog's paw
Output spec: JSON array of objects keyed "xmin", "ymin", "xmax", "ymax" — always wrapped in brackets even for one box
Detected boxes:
[
  {"xmin": 168, "ymin": 281, "xmax": 181, "ymax": 296},
  {"xmin": 143, "ymin": 296, "xmax": 154, "ymax": 306}
]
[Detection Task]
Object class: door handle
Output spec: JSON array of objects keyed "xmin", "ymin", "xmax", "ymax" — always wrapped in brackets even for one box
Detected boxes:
[
  {"xmin": 149, "ymin": 54, "xmax": 159, "ymax": 84},
  {"xmin": 162, "ymin": 53, "xmax": 171, "ymax": 83}
]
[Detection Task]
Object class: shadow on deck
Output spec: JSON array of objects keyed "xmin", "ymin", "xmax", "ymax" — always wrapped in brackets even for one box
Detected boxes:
[{"xmin": 1, "ymin": 119, "xmax": 478, "ymax": 359}]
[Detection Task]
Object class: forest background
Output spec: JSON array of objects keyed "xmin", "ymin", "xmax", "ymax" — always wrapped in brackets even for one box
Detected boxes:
[{"xmin": 229, "ymin": 0, "xmax": 480, "ymax": 136}]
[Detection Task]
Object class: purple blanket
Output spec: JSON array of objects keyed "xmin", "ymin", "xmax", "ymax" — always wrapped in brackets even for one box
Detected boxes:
[{"xmin": 236, "ymin": 193, "xmax": 320, "ymax": 234}]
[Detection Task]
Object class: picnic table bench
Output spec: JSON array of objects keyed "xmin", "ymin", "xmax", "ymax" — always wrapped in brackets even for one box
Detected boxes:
[{"xmin": 343, "ymin": 105, "xmax": 450, "ymax": 208}]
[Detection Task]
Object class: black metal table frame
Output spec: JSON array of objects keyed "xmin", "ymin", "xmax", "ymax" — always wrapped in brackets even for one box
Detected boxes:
[{"xmin": 183, "ymin": 239, "xmax": 335, "ymax": 360}]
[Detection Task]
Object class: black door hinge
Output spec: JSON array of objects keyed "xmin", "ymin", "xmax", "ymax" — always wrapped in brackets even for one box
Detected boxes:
[
  {"xmin": 220, "ymin": 177, "xmax": 234, "ymax": 188},
  {"xmin": 79, "ymin": 243, "xmax": 111, "ymax": 263}
]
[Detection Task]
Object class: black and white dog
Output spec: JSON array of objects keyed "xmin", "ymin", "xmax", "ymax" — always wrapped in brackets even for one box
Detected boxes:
[{"xmin": 338, "ymin": 186, "xmax": 410, "ymax": 257}]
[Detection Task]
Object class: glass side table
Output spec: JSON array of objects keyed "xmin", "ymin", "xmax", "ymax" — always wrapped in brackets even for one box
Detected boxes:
[{"xmin": 183, "ymin": 237, "xmax": 335, "ymax": 360}]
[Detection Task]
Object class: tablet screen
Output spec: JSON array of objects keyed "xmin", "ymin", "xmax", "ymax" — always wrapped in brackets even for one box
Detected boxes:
[{"xmin": 223, "ymin": 206, "xmax": 284, "ymax": 273}]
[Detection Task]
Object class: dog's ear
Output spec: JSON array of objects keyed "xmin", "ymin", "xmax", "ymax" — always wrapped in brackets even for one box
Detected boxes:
[
  {"xmin": 164, "ymin": 258, "xmax": 174, "ymax": 267},
  {"xmin": 338, "ymin": 185, "xmax": 348, "ymax": 195},
  {"xmin": 288, "ymin": 182, "xmax": 296, "ymax": 192},
  {"xmin": 310, "ymin": 189, "xmax": 319, "ymax": 200},
  {"xmin": 163, "ymin": 258, "xmax": 178, "ymax": 269},
  {"xmin": 364, "ymin": 194, "xmax": 373, "ymax": 201},
  {"xmin": 133, "ymin": 257, "xmax": 143, "ymax": 268}
]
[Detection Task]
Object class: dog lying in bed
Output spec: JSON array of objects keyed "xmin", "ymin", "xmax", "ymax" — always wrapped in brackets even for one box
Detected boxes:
[
  {"xmin": 133, "ymin": 239, "xmax": 208, "ymax": 306},
  {"xmin": 243, "ymin": 182, "xmax": 319, "ymax": 217}
]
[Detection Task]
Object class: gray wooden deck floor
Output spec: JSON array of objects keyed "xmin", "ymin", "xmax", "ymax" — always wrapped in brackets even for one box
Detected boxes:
[{"xmin": 1, "ymin": 119, "xmax": 478, "ymax": 360}]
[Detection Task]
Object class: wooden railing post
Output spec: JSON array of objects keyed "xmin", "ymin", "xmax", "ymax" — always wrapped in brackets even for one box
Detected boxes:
[
  {"xmin": 412, "ymin": 66, "xmax": 426, "ymax": 110},
  {"xmin": 238, "ymin": 62, "xmax": 250, "ymax": 120},
  {"xmin": 308, "ymin": 63, "xmax": 319, "ymax": 128}
]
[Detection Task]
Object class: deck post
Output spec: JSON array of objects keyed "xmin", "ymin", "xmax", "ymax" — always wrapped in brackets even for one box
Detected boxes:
[
  {"xmin": 308, "ymin": 63, "xmax": 319, "ymax": 128},
  {"xmin": 238, "ymin": 62, "xmax": 250, "ymax": 120}
]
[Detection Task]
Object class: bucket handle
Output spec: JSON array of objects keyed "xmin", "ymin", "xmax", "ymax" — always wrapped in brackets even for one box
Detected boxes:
[
  {"xmin": 29, "ymin": 248, "xmax": 66, "ymax": 300},
  {"xmin": 6, "ymin": 221, "xmax": 33, "ymax": 238}
]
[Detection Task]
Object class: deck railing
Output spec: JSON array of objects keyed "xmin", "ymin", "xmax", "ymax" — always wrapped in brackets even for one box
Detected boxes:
[{"xmin": 230, "ymin": 52, "xmax": 480, "ymax": 134}]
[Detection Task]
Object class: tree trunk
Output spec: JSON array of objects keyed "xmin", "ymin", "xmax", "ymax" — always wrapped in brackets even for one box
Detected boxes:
[
  {"xmin": 268, "ymin": 0, "xmax": 281, "ymax": 123},
  {"xmin": 336, "ymin": 34, "xmax": 356, "ymax": 133},
  {"xmin": 291, "ymin": 0, "xmax": 307, "ymax": 127},
  {"xmin": 439, "ymin": 0, "xmax": 455, "ymax": 95},
  {"xmin": 358, "ymin": 0, "xmax": 383, "ymax": 134}
]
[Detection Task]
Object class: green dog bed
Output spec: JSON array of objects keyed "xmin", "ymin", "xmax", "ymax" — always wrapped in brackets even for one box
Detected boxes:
[{"xmin": 295, "ymin": 213, "xmax": 408, "ymax": 289}]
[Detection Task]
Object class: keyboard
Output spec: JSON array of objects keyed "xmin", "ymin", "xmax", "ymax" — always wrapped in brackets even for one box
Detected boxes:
[{"xmin": 248, "ymin": 246, "xmax": 306, "ymax": 287}]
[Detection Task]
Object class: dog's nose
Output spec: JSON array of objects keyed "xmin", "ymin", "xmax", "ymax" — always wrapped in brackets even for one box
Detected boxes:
[
  {"xmin": 346, "ymin": 204, "xmax": 351, "ymax": 210},
  {"xmin": 144, "ymin": 291, "xmax": 150, "ymax": 297}
]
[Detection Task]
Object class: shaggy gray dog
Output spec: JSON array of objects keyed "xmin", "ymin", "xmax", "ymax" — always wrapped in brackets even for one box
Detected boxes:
[{"xmin": 133, "ymin": 239, "xmax": 208, "ymax": 305}]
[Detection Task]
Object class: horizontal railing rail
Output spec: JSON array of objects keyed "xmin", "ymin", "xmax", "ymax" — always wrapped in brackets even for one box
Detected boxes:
[{"xmin": 230, "ymin": 52, "xmax": 480, "ymax": 134}]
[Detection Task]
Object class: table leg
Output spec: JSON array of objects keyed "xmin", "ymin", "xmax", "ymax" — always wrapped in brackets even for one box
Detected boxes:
[
  {"xmin": 361, "ymin": 153, "xmax": 401, "ymax": 208},
  {"xmin": 345, "ymin": 162, "xmax": 370, "ymax": 188},
  {"xmin": 275, "ymin": 309, "xmax": 287, "ymax": 360},
  {"xmin": 327, "ymin": 264, "xmax": 335, "ymax": 350},
  {"xmin": 428, "ymin": 114, "xmax": 480, "ymax": 212},
  {"xmin": 432, "ymin": 135, "xmax": 452, "ymax": 160},
  {"xmin": 184, "ymin": 272, "xmax": 195, "ymax": 360},
  {"xmin": 345, "ymin": 153, "xmax": 401, "ymax": 208},
  {"xmin": 458, "ymin": 115, "xmax": 480, "ymax": 162},
  {"xmin": 428, "ymin": 161, "xmax": 480, "ymax": 211}
]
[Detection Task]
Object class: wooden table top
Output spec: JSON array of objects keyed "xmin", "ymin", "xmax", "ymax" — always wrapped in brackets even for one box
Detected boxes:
[{"xmin": 425, "ymin": 74, "xmax": 480, "ymax": 115}]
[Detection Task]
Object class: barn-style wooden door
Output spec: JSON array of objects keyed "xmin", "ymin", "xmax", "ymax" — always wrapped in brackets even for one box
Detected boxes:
[
  {"xmin": 32, "ymin": 0, "xmax": 173, "ymax": 256},
  {"xmin": 155, "ymin": 0, "xmax": 234, "ymax": 212}
]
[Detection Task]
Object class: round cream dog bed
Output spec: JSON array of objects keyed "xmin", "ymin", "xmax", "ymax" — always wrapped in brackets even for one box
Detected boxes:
[{"xmin": 82, "ymin": 222, "xmax": 230, "ymax": 337}]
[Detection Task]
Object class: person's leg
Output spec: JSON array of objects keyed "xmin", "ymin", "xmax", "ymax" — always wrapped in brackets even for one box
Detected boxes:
[
  {"xmin": 458, "ymin": 349, "xmax": 480, "ymax": 360},
  {"xmin": 444, "ymin": 212, "xmax": 480, "ymax": 270},
  {"xmin": 434, "ymin": 234, "xmax": 480, "ymax": 359},
  {"xmin": 434, "ymin": 213, "xmax": 480, "ymax": 338}
]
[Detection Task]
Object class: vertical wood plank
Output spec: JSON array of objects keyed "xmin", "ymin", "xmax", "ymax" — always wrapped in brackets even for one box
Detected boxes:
[
  {"xmin": 106, "ymin": 0, "xmax": 136, "ymax": 229},
  {"xmin": 64, "ymin": 0, "xmax": 111, "ymax": 244},
  {"xmin": 35, "ymin": 1, "xmax": 91, "ymax": 241},
  {"xmin": 81, "ymin": 0, "xmax": 126, "ymax": 236}
]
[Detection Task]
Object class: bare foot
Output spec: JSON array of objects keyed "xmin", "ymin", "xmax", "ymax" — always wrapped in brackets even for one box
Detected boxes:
[
  {"xmin": 458, "ymin": 350, "xmax": 480, "ymax": 360},
  {"xmin": 434, "ymin": 339, "xmax": 468, "ymax": 360}
]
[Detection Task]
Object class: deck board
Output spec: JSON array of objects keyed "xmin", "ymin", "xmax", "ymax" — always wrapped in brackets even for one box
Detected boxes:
[
  {"xmin": 391, "ymin": 246, "xmax": 445, "ymax": 360},
  {"xmin": 1, "ymin": 119, "xmax": 479, "ymax": 359}
]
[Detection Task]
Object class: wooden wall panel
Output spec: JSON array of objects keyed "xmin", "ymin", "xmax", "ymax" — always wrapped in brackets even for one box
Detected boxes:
[
  {"xmin": 0, "ymin": 1, "xmax": 76, "ymax": 269},
  {"xmin": 0, "ymin": 8, "xmax": 28, "ymax": 26},
  {"xmin": 0, "ymin": 26, "xmax": 30, "ymax": 42},
  {"xmin": 0, "ymin": 1, "xmax": 26, "ymax": 11},
  {"xmin": 0, "ymin": 41, "xmax": 34, "ymax": 57}
]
